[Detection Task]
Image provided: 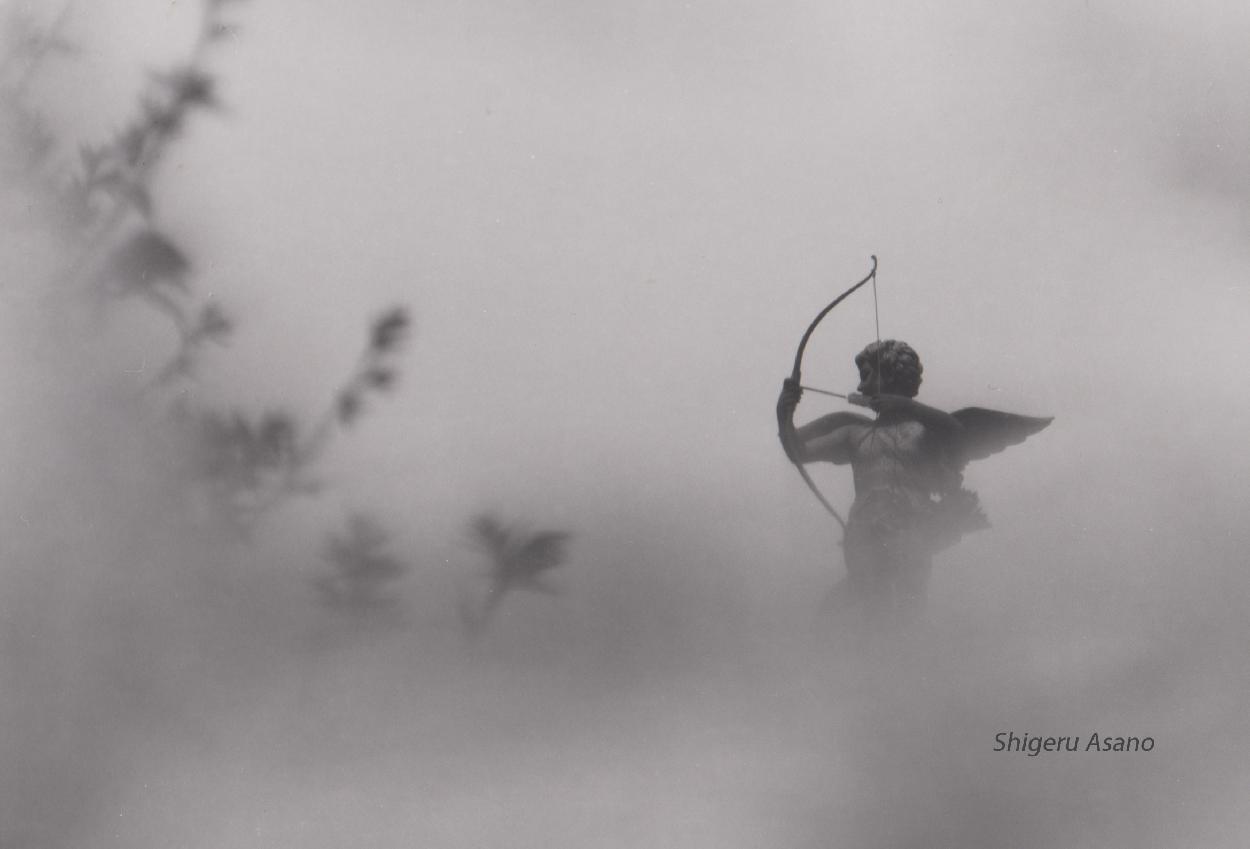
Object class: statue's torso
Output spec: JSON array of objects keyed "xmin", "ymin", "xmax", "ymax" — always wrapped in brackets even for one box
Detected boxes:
[
  {"xmin": 846, "ymin": 418, "xmax": 952, "ymax": 536},
  {"xmin": 849, "ymin": 419, "xmax": 933, "ymax": 495}
]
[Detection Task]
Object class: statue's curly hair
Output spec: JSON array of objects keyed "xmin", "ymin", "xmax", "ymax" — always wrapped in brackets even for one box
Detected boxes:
[{"xmin": 855, "ymin": 339, "xmax": 923, "ymax": 397}]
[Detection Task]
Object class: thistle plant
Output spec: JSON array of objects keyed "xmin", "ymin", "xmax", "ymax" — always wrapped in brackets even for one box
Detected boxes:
[
  {"xmin": 3, "ymin": 1, "xmax": 243, "ymax": 379},
  {"xmin": 313, "ymin": 513, "xmax": 408, "ymax": 613},
  {"xmin": 1, "ymin": 7, "xmax": 420, "ymax": 842},
  {"xmin": 179, "ymin": 307, "xmax": 411, "ymax": 533},
  {"xmin": 459, "ymin": 514, "xmax": 572, "ymax": 636},
  {"xmin": 2, "ymin": 2, "xmax": 410, "ymax": 542}
]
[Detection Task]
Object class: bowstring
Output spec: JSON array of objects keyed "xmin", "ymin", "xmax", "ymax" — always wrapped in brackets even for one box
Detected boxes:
[
  {"xmin": 873, "ymin": 258, "xmax": 883, "ymax": 392},
  {"xmin": 872, "ymin": 260, "xmax": 882, "ymax": 346}
]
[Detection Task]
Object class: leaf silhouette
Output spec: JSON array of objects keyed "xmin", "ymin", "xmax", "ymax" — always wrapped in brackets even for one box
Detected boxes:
[
  {"xmin": 370, "ymin": 307, "xmax": 410, "ymax": 353},
  {"xmin": 152, "ymin": 67, "xmax": 218, "ymax": 110},
  {"xmin": 363, "ymin": 366, "xmax": 395, "ymax": 390},
  {"xmin": 101, "ymin": 230, "xmax": 189, "ymax": 291},
  {"xmin": 336, "ymin": 391, "xmax": 361, "ymax": 425},
  {"xmin": 517, "ymin": 531, "xmax": 570, "ymax": 573},
  {"xmin": 470, "ymin": 514, "xmax": 509, "ymax": 551},
  {"xmin": 196, "ymin": 302, "xmax": 232, "ymax": 341}
]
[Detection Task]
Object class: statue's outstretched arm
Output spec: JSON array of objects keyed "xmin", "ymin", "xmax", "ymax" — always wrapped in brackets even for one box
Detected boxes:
[{"xmin": 777, "ymin": 379, "xmax": 872, "ymax": 465}]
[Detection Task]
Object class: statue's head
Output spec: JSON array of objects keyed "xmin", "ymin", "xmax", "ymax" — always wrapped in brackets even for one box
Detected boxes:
[{"xmin": 855, "ymin": 340, "xmax": 923, "ymax": 398}]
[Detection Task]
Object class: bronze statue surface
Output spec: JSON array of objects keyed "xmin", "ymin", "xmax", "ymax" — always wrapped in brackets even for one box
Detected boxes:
[{"xmin": 778, "ymin": 340, "xmax": 1051, "ymax": 621}]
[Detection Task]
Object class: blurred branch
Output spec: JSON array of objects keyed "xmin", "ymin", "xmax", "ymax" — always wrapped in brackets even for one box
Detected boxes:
[
  {"xmin": 177, "ymin": 308, "xmax": 411, "ymax": 534},
  {"xmin": 50, "ymin": 1, "xmax": 242, "ymax": 289},
  {"xmin": 303, "ymin": 306, "xmax": 412, "ymax": 457},
  {"xmin": 3, "ymin": 1, "xmax": 415, "ymax": 554}
]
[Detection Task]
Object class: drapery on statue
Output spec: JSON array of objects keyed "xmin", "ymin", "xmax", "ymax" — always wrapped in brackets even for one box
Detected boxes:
[{"xmin": 777, "ymin": 340, "xmax": 1051, "ymax": 621}]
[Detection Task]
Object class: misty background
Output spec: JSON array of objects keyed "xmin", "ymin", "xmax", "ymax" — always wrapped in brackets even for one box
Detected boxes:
[{"xmin": 2, "ymin": 0, "xmax": 1248, "ymax": 847}]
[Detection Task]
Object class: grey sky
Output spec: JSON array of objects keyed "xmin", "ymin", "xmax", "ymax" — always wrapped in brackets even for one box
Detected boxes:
[
  {"xmin": 139, "ymin": 0, "xmax": 1248, "ymax": 573},
  {"xmin": 5, "ymin": 0, "xmax": 1250, "ymax": 846}
]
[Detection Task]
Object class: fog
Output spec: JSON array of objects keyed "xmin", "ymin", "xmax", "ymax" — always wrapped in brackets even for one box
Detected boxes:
[{"xmin": 2, "ymin": 1, "xmax": 1248, "ymax": 847}]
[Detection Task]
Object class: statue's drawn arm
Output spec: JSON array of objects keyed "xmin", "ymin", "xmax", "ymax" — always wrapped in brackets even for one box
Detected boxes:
[{"xmin": 791, "ymin": 411, "xmax": 874, "ymax": 465}]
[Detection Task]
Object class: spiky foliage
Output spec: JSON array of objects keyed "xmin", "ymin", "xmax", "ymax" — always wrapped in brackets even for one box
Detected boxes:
[
  {"xmin": 2, "ymin": 1, "xmax": 240, "ymax": 379},
  {"xmin": 330, "ymin": 306, "xmax": 412, "ymax": 429},
  {"xmin": 459, "ymin": 514, "xmax": 572, "ymax": 636},
  {"xmin": 176, "ymin": 307, "xmax": 411, "ymax": 533},
  {"xmin": 2, "ymin": 3, "xmax": 412, "ymax": 538},
  {"xmin": 313, "ymin": 514, "xmax": 408, "ymax": 612}
]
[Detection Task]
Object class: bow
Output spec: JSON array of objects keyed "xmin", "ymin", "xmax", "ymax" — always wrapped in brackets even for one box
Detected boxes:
[{"xmin": 785, "ymin": 255, "xmax": 878, "ymax": 532}]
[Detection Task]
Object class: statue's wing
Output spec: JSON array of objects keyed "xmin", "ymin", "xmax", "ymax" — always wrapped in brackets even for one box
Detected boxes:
[{"xmin": 950, "ymin": 407, "xmax": 1053, "ymax": 467}]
